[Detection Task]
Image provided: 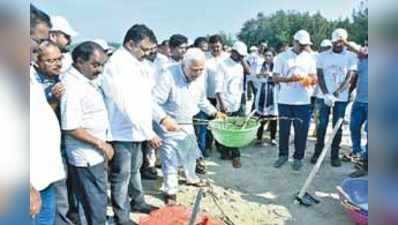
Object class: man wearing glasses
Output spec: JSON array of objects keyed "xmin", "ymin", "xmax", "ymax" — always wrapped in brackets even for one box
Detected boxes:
[{"xmin": 33, "ymin": 41, "xmax": 64, "ymax": 113}]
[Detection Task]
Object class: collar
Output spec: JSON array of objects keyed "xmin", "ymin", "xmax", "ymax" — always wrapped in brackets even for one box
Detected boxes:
[
  {"xmin": 120, "ymin": 46, "xmax": 140, "ymax": 65},
  {"xmin": 179, "ymin": 65, "xmax": 191, "ymax": 84},
  {"xmin": 69, "ymin": 66, "xmax": 91, "ymax": 83},
  {"xmin": 34, "ymin": 67, "xmax": 60, "ymax": 83}
]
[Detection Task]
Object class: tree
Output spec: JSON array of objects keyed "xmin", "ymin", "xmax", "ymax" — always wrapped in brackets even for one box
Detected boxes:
[
  {"xmin": 238, "ymin": 2, "xmax": 368, "ymax": 50},
  {"xmin": 206, "ymin": 31, "xmax": 236, "ymax": 46}
]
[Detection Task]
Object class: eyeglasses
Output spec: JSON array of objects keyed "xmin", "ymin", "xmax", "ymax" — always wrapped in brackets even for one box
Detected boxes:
[{"xmin": 42, "ymin": 55, "xmax": 64, "ymax": 64}]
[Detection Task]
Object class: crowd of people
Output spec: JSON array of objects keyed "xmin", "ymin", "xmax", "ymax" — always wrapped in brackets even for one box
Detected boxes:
[{"xmin": 29, "ymin": 4, "xmax": 368, "ymax": 225}]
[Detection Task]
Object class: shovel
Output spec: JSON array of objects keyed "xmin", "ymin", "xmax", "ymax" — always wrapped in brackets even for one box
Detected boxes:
[
  {"xmin": 295, "ymin": 118, "xmax": 344, "ymax": 206},
  {"xmin": 187, "ymin": 189, "xmax": 204, "ymax": 225}
]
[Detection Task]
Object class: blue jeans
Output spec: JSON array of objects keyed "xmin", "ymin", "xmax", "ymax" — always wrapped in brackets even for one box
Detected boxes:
[
  {"xmin": 363, "ymin": 121, "xmax": 368, "ymax": 160},
  {"xmin": 314, "ymin": 99, "xmax": 348, "ymax": 159},
  {"xmin": 194, "ymin": 111, "xmax": 208, "ymax": 155},
  {"xmin": 110, "ymin": 142, "xmax": 145, "ymax": 225},
  {"xmin": 350, "ymin": 102, "xmax": 368, "ymax": 155},
  {"xmin": 68, "ymin": 163, "xmax": 107, "ymax": 225},
  {"xmin": 31, "ymin": 185, "xmax": 56, "ymax": 225},
  {"xmin": 278, "ymin": 104, "xmax": 312, "ymax": 160}
]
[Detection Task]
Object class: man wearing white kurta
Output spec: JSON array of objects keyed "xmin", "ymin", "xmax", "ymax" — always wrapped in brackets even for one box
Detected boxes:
[
  {"xmin": 152, "ymin": 48, "xmax": 225, "ymax": 205},
  {"xmin": 101, "ymin": 24, "xmax": 161, "ymax": 225}
]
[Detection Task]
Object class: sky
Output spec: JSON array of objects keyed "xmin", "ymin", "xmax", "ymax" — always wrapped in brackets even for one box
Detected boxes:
[{"xmin": 31, "ymin": 0, "xmax": 361, "ymax": 43}]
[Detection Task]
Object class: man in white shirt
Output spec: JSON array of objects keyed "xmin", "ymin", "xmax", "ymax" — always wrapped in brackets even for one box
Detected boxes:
[
  {"xmin": 310, "ymin": 39, "xmax": 332, "ymax": 137},
  {"xmin": 168, "ymin": 34, "xmax": 188, "ymax": 64},
  {"xmin": 311, "ymin": 29, "xmax": 358, "ymax": 167},
  {"xmin": 30, "ymin": 5, "xmax": 65, "ymax": 225},
  {"xmin": 196, "ymin": 35, "xmax": 230, "ymax": 154},
  {"xmin": 30, "ymin": 70, "xmax": 66, "ymax": 225},
  {"xmin": 49, "ymin": 16, "xmax": 78, "ymax": 74},
  {"xmin": 272, "ymin": 30, "xmax": 317, "ymax": 171},
  {"xmin": 246, "ymin": 42, "xmax": 267, "ymax": 100},
  {"xmin": 215, "ymin": 41, "xmax": 251, "ymax": 168},
  {"xmin": 152, "ymin": 48, "xmax": 226, "ymax": 205},
  {"xmin": 61, "ymin": 42, "xmax": 113, "ymax": 225},
  {"xmin": 140, "ymin": 36, "xmax": 163, "ymax": 180},
  {"xmin": 101, "ymin": 24, "xmax": 161, "ymax": 225}
]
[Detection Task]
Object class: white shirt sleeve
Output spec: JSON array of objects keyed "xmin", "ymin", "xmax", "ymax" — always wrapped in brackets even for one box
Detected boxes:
[
  {"xmin": 214, "ymin": 64, "xmax": 225, "ymax": 94},
  {"xmin": 272, "ymin": 55, "xmax": 284, "ymax": 75},
  {"xmin": 61, "ymin": 85, "xmax": 82, "ymax": 131},
  {"xmin": 309, "ymin": 56, "xmax": 317, "ymax": 75},
  {"xmin": 152, "ymin": 71, "xmax": 172, "ymax": 123},
  {"xmin": 348, "ymin": 53, "xmax": 359, "ymax": 71},
  {"xmin": 198, "ymin": 81, "xmax": 217, "ymax": 116}
]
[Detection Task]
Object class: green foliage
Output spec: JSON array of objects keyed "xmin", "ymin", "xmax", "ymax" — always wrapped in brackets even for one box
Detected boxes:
[
  {"xmin": 237, "ymin": 3, "xmax": 368, "ymax": 50},
  {"xmin": 206, "ymin": 31, "xmax": 236, "ymax": 46}
]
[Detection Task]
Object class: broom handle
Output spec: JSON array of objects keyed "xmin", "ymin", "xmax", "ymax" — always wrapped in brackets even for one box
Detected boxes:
[{"xmin": 297, "ymin": 118, "xmax": 344, "ymax": 199}]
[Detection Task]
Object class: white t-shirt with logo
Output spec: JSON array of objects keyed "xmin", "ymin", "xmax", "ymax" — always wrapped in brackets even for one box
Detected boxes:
[
  {"xmin": 215, "ymin": 57, "xmax": 244, "ymax": 113},
  {"xmin": 316, "ymin": 49, "xmax": 358, "ymax": 102},
  {"xmin": 273, "ymin": 48, "xmax": 317, "ymax": 105}
]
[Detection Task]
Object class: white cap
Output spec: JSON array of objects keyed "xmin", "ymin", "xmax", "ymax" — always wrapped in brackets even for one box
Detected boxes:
[
  {"xmin": 232, "ymin": 41, "xmax": 248, "ymax": 56},
  {"xmin": 331, "ymin": 28, "xmax": 348, "ymax": 42},
  {"xmin": 92, "ymin": 39, "xmax": 113, "ymax": 51},
  {"xmin": 320, "ymin": 39, "xmax": 332, "ymax": 48},
  {"xmin": 250, "ymin": 46, "xmax": 258, "ymax": 52},
  {"xmin": 50, "ymin": 16, "xmax": 78, "ymax": 37},
  {"xmin": 293, "ymin": 30, "xmax": 312, "ymax": 45}
]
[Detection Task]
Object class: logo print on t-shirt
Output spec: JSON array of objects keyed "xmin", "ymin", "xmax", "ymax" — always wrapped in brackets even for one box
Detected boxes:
[
  {"xmin": 325, "ymin": 65, "xmax": 345, "ymax": 85},
  {"xmin": 226, "ymin": 76, "xmax": 243, "ymax": 95}
]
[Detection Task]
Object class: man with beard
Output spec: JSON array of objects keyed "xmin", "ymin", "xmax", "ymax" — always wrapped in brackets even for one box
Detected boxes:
[
  {"xmin": 101, "ymin": 24, "xmax": 161, "ymax": 225},
  {"xmin": 169, "ymin": 34, "xmax": 188, "ymax": 64},
  {"xmin": 311, "ymin": 28, "xmax": 358, "ymax": 167}
]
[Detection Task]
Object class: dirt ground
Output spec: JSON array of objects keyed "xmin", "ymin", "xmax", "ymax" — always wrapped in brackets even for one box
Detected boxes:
[{"xmin": 126, "ymin": 122, "xmax": 358, "ymax": 225}]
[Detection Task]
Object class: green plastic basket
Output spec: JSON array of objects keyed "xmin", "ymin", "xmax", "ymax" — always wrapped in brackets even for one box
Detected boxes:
[{"xmin": 208, "ymin": 117, "xmax": 261, "ymax": 148}]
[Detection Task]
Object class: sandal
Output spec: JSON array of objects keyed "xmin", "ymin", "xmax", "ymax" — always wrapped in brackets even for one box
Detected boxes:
[
  {"xmin": 164, "ymin": 194, "xmax": 177, "ymax": 206},
  {"xmin": 186, "ymin": 179, "xmax": 208, "ymax": 187}
]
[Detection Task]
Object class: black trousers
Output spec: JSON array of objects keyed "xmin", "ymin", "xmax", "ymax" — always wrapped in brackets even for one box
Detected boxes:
[
  {"xmin": 205, "ymin": 98, "xmax": 218, "ymax": 149},
  {"xmin": 256, "ymin": 115, "xmax": 277, "ymax": 140}
]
